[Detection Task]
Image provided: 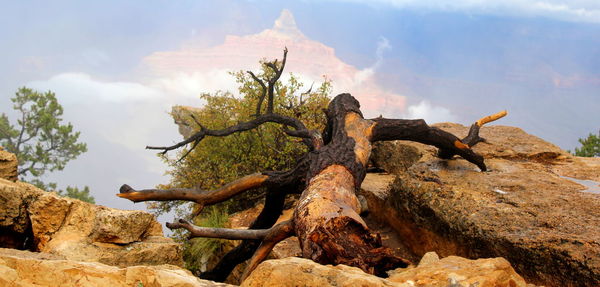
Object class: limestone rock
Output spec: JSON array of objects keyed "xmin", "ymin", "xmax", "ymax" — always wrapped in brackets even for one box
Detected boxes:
[
  {"xmin": 417, "ymin": 251, "xmax": 439, "ymax": 266},
  {"xmin": 242, "ymin": 255, "xmax": 528, "ymax": 287},
  {"xmin": 0, "ymin": 179, "xmax": 183, "ymax": 267},
  {"xmin": 241, "ymin": 257, "xmax": 402, "ymax": 287},
  {"xmin": 0, "ymin": 179, "xmax": 40, "ymax": 249},
  {"xmin": 172, "ymin": 105, "xmax": 203, "ymax": 139},
  {"xmin": 365, "ymin": 124, "xmax": 600, "ymax": 286},
  {"xmin": 90, "ymin": 208, "xmax": 158, "ymax": 244},
  {"xmin": 388, "ymin": 256, "xmax": 528, "ymax": 287},
  {"xmin": 0, "ymin": 148, "xmax": 17, "ymax": 182},
  {"xmin": 370, "ymin": 141, "xmax": 422, "ymax": 174},
  {"xmin": 0, "ymin": 248, "xmax": 232, "ymax": 287}
]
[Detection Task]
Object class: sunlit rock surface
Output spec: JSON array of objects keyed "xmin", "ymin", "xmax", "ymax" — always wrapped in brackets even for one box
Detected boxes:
[
  {"xmin": 242, "ymin": 255, "xmax": 529, "ymax": 287},
  {"xmin": 364, "ymin": 123, "xmax": 600, "ymax": 286},
  {"xmin": 0, "ymin": 177, "xmax": 183, "ymax": 267},
  {"xmin": 0, "ymin": 248, "xmax": 232, "ymax": 287},
  {"xmin": 0, "ymin": 147, "xmax": 17, "ymax": 182}
]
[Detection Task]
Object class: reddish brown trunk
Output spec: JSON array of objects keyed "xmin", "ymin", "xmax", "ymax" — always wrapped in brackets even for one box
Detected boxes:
[{"xmin": 294, "ymin": 165, "xmax": 408, "ymax": 276}]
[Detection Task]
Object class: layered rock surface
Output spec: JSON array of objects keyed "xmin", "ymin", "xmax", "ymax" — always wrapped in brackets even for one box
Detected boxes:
[
  {"xmin": 0, "ymin": 147, "xmax": 17, "ymax": 182},
  {"xmin": 242, "ymin": 254, "xmax": 529, "ymax": 287},
  {"xmin": 0, "ymin": 178, "xmax": 183, "ymax": 267},
  {"xmin": 0, "ymin": 248, "xmax": 232, "ymax": 287},
  {"xmin": 364, "ymin": 124, "xmax": 600, "ymax": 286}
]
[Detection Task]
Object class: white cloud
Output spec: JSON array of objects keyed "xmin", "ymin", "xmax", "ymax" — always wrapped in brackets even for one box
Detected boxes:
[
  {"xmin": 27, "ymin": 73, "xmax": 180, "ymax": 176},
  {"xmin": 29, "ymin": 73, "xmax": 163, "ymax": 104},
  {"xmin": 405, "ymin": 100, "xmax": 458, "ymax": 124},
  {"xmin": 335, "ymin": 0, "xmax": 600, "ymax": 23},
  {"xmin": 149, "ymin": 70, "xmax": 239, "ymax": 100},
  {"xmin": 355, "ymin": 37, "xmax": 390, "ymax": 84}
]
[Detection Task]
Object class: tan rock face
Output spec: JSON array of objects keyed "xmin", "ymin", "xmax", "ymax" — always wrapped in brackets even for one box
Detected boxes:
[
  {"xmin": 388, "ymin": 254, "xmax": 528, "ymax": 287},
  {"xmin": 241, "ymin": 255, "xmax": 528, "ymax": 287},
  {"xmin": 0, "ymin": 179, "xmax": 40, "ymax": 249},
  {"xmin": 90, "ymin": 208, "xmax": 157, "ymax": 244},
  {"xmin": 241, "ymin": 257, "xmax": 400, "ymax": 287},
  {"xmin": 0, "ymin": 248, "xmax": 233, "ymax": 287},
  {"xmin": 0, "ymin": 148, "xmax": 18, "ymax": 182},
  {"xmin": 0, "ymin": 179, "xmax": 183, "ymax": 267},
  {"xmin": 365, "ymin": 123, "xmax": 600, "ymax": 286}
]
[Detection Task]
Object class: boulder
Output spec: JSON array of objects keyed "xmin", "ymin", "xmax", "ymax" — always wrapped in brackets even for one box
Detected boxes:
[
  {"xmin": 0, "ymin": 248, "xmax": 233, "ymax": 287},
  {"xmin": 241, "ymin": 254, "xmax": 529, "ymax": 287},
  {"xmin": 172, "ymin": 105, "xmax": 204, "ymax": 139},
  {"xmin": 0, "ymin": 179, "xmax": 39, "ymax": 249},
  {"xmin": 0, "ymin": 178, "xmax": 183, "ymax": 267},
  {"xmin": 388, "ymin": 253, "xmax": 529, "ymax": 287},
  {"xmin": 364, "ymin": 123, "xmax": 600, "ymax": 286},
  {"xmin": 0, "ymin": 147, "xmax": 18, "ymax": 182},
  {"xmin": 241, "ymin": 257, "xmax": 401, "ymax": 287}
]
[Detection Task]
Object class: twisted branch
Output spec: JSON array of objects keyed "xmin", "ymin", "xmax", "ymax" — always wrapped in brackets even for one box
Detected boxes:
[
  {"xmin": 118, "ymin": 172, "xmax": 270, "ymax": 214},
  {"xmin": 146, "ymin": 113, "xmax": 313, "ymax": 159}
]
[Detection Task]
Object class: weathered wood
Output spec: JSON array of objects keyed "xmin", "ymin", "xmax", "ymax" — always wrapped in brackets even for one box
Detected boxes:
[
  {"xmin": 240, "ymin": 220, "xmax": 295, "ymax": 280},
  {"xmin": 294, "ymin": 165, "xmax": 409, "ymax": 276},
  {"xmin": 118, "ymin": 50, "xmax": 507, "ymax": 281},
  {"xmin": 199, "ymin": 190, "xmax": 287, "ymax": 282},
  {"xmin": 166, "ymin": 219, "xmax": 272, "ymax": 240},
  {"xmin": 118, "ymin": 173, "xmax": 269, "ymax": 209}
]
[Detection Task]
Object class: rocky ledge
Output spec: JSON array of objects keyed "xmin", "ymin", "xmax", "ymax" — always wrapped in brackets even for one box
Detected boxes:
[
  {"xmin": 0, "ymin": 147, "xmax": 17, "ymax": 182},
  {"xmin": 0, "ymin": 248, "xmax": 232, "ymax": 287},
  {"xmin": 242, "ymin": 254, "xmax": 530, "ymax": 287},
  {"xmin": 365, "ymin": 124, "xmax": 600, "ymax": 286},
  {"xmin": 0, "ymin": 178, "xmax": 183, "ymax": 267}
]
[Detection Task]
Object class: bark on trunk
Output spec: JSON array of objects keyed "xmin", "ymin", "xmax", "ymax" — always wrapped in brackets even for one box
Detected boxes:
[
  {"xmin": 295, "ymin": 165, "xmax": 408, "ymax": 276},
  {"xmin": 117, "ymin": 50, "xmax": 507, "ymax": 281}
]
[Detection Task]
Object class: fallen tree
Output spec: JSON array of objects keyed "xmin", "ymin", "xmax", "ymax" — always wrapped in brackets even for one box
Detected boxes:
[{"xmin": 118, "ymin": 48, "xmax": 507, "ymax": 281}]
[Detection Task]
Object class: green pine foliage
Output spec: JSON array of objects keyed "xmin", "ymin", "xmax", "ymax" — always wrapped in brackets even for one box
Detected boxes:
[
  {"xmin": 573, "ymin": 132, "xmax": 600, "ymax": 157},
  {"xmin": 0, "ymin": 87, "xmax": 94, "ymax": 203}
]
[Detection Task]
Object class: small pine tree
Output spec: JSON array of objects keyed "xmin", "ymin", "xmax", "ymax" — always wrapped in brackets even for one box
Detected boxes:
[{"xmin": 573, "ymin": 131, "xmax": 600, "ymax": 157}]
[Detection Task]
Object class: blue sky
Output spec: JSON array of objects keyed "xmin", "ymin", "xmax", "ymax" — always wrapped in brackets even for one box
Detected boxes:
[{"xmin": 1, "ymin": 0, "xmax": 599, "ymax": 213}]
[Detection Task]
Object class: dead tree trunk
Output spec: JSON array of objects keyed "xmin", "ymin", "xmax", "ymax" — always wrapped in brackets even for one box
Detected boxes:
[{"xmin": 118, "ymin": 48, "xmax": 506, "ymax": 282}]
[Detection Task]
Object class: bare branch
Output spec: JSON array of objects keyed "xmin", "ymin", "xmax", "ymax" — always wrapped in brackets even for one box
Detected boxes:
[
  {"xmin": 247, "ymin": 71, "xmax": 267, "ymax": 116},
  {"xmin": 241, "ymin": 220, "xmax": 295, "ymax": 281},
  {"xmin": 15, "ymin": 111, "xmax": 27, "ymax": 152},
  {"xmin": 189, "ymin": 114, "xmax": 204, "ymax": 128},
  {"xmin": 264, "ymin": 47, "xmax": 288, "ymax": 114},
  {"xmin": 118, "ymin": 172, "xmax": 269, "ymax": 207},
  {"xmin": 146, "ymin": 113, "xmax": 313, "ymax": 158},
  {"xmin": 370, "ymin": 118, "xmax": 486, "ymax": 171},
  {"xmin": 461, "ymin": 110, "xmax": 508, "ymax": 146},
  {"xmin": 283, "ymin": 128, "xmax": 324, "ymax": 150},
  {"xmin": 200, "ymin": 190, "xmax": 288, "ymax": 282},
  {"xmin": 299, "ymin": 82, "xmax": 314, "ymax": 107},
  {"xmin": 166, "ymin": 219, "xmax": 272, "ymax": 240},
  {"xmin": 370, "ymin": 110, "xmax": 507, "ymax": 171},
  {"xmin": 476, "ymin": 110, "xmax": 508, "ymax": 127}
]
